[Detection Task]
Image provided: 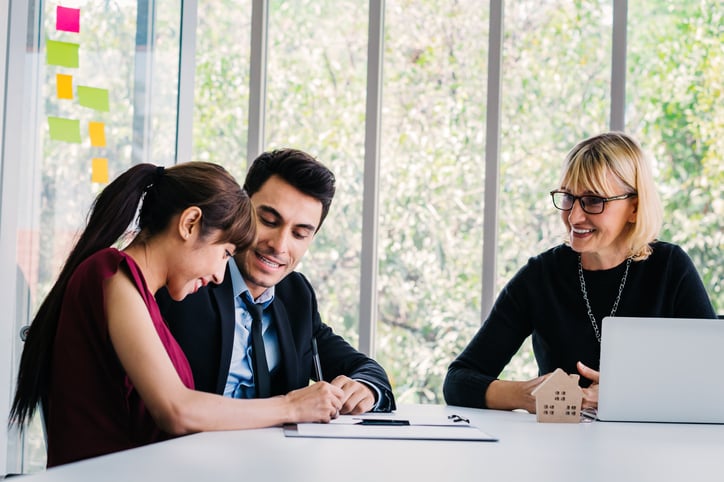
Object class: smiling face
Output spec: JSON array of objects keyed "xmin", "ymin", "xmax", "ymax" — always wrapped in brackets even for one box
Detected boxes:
[
  {"xmin": 165, "ymin": 231, "xmax": 236, "ymax": 301},
  {"xmin": 561, "ymin": 172, "xmax": 638, "ymax": 269},
  {"xmin": 237, "ymin": 175, "xmax": 322, "ymax": 299}
]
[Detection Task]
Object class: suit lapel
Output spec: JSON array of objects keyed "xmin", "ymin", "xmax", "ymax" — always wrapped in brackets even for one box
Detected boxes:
[
  {"xmin": 270, "ymin": 299, "xmax": 299, "ymax": 393},
  {"xmin": 209, "ymin": 266, "xmax": 236, "ymax": 394}
]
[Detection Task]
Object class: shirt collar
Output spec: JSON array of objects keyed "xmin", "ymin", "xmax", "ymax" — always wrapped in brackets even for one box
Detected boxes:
[{"xmin": 228, "ymin": 258, "xmax": 275, "ymax": 305}]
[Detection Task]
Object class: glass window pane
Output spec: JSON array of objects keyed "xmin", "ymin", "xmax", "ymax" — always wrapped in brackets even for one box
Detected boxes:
[
  {"xmin": 501, "ymin": 0, "xmax": 612, "ymax": 282},
  {"xmin": 379, "ymin": 2, "xmax": 489, "ymax": 403},
  {"xmin": 627, "ymin": 1, "xmax": 723, "ymax": 313},
  {"xmin": 498, "ymin": 1, "xmax": 612, "ymax": 380},
  {"xmin": 9, "ymin": 0, "xmax": 182, "ymax": 471},
  {"xmin": 192, "ymin": 0, "xmax": 252, "ymax": 180},
  {"xmin": 150, "ymin": 1, "xmax": 182, "ymax": 164},
  {"xmin": 265, "ymin": 1, "xmax": 370, "ymax": 347}
]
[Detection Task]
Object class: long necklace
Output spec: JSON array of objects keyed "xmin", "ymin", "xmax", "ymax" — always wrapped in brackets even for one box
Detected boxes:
[{"xmin": 578, "ymin": 255, "xmax": 631, "ymax": 343}]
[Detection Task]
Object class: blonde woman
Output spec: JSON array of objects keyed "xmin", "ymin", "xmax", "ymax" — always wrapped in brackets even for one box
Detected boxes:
[{"xmin": 444, "ymin": 132, "xmax": 716, "ymax": 413}]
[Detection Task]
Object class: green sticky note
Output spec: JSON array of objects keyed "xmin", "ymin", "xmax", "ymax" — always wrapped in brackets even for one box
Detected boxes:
[
  {"xmin": 77, "ymin": 86, "xmax": 110, "ymax": 112},
  {"xmin": 48, "ymin": 116, "xmax": 81, "ymax": 143},
  {"xmin": 46, "ymin": 40, "xmax": 79, "ymax": 68}
]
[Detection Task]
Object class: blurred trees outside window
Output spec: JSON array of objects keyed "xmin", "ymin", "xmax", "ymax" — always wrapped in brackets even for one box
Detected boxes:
[
  {"xmin": 627, "ymin": 1, "xmax": 722, "ymax": 309},
  {"xmin": 191, "ymin": 0, "xmax": 721, "ymax": 404}
]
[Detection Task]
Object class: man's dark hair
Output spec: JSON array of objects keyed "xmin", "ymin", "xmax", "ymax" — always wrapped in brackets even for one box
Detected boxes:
[{"xmin": 244, "ymin": 148, "xmax": 336, "ymax": 231}]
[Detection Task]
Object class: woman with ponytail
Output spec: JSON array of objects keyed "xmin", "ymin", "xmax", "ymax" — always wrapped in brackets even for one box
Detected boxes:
[{"xmin": 10, "ymin": 162, "xmax": 345, "ymax": 467}]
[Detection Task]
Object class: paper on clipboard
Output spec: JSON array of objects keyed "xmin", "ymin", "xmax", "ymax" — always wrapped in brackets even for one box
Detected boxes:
[
  {"xmin": 328, "ymin": 414, "xmax": 470, "ymax": 426},
  {"xmin": 283, "ymin": 414, "xmax": 497, "ymax": 442}
]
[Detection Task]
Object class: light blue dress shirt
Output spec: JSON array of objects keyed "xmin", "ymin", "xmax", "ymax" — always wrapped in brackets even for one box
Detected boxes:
[
  {"xmin": 224, "ymin": 259, "xmax": 279, "ymax": 398},
  {"xmin": 223, "ymin": 260, "xmax": 383, "ymax": 408}
]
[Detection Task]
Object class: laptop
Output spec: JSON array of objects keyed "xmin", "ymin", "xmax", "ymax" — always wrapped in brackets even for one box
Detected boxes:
[{"xmin": 597, "ymin": 316, "xmax": 724, "ymax": 424}]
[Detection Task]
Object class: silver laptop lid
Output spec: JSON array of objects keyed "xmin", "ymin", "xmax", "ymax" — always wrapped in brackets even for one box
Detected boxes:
[{"xmin": 597, "ymin": 316, "xmax": 724, "ymax": 424}]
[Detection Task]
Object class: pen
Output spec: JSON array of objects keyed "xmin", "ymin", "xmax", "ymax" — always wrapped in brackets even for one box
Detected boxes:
[
  {"xmin": 357, "ymin": 419, "xmax": 410, "ymax": 426},
  {"xmin": 311, "ymin": 337, "xmax": 324, "ymax": 381}
]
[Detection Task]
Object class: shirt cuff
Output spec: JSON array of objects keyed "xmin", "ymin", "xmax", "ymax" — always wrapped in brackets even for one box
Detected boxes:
[{"xmin": 353, "ymin": 378, "xmax": 383, "ymax": 411}]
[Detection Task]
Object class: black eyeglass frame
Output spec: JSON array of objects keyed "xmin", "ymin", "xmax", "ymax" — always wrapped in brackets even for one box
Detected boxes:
[{"xmin": 549, "ymin": 190, "xmax": 637, "ymax": 215}]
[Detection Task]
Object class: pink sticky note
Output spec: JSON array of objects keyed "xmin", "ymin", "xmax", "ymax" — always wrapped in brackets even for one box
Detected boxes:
[{"xmin": 57, "ymin": 6, "xmax": 80, "ymax": 33}]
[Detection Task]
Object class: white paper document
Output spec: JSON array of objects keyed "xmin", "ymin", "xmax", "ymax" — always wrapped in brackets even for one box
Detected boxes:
[{"xmin": 283, "ymin": 414, "xmax": 497, "ymax": 441}]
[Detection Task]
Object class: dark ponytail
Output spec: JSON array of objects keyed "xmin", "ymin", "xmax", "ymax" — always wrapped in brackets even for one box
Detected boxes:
[{"xmin": 9, "ymin": 164, "xmax": 159, "ymax": 428}]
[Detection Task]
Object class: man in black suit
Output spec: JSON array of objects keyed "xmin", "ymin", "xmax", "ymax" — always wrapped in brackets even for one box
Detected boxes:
[{"xmin": 158, "ymin": 149, "xmax": 395, "ymax": 414}]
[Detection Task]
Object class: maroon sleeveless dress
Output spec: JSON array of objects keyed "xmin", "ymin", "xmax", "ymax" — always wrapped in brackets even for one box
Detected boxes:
[{"xmin": 45, "ymin": 248, "xmax": 194, "ymax": 467}]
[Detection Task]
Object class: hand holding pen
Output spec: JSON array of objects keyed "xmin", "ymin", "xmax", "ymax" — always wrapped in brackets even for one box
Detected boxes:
[{"xmin": 312, "ymin": 337, "xmax": 375, "ymax": 414}]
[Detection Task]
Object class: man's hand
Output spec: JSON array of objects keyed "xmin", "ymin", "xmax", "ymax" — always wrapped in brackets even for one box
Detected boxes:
[
  {"xmin": 331, "ymin": 375, "xmax": 376, "ymax": 415},
  {"xmin": 577, "ymin": 361, "xmax": 599, "ymax": 409},
  {"xmin": 284, "ymin": 382, "xmax": 344, "ymax": 423}
]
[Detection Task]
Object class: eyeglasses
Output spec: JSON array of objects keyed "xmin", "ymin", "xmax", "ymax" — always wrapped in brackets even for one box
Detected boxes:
[{"xmin": 550, "ymin": 190, "xmax": 637, "ymax": 215}]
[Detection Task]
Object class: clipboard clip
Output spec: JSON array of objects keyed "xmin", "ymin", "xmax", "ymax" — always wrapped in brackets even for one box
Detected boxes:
[{"xmin": 448, "ymin": 414, "xmax": 470, "ymax": 424}]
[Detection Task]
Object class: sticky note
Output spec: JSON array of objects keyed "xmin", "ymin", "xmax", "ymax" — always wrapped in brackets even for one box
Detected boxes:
[
  {"xmin": 91, "ymin": 158, "xmax": 109, "ymax": 183},
  {"xmin": 48, "ymin": 116, "xmax": 81, "ymax": 143},
  {"xmin": 56, "ymin": 6, "xmax": 80, "ymax": 33},
  {"xmin": 56, "ymin": 74, "xmax": 73, "ymax": 99},
  {"xmin": 46, "ymin": 40, "xmax": 79, "ymax": 68},
  {"xmin": 77, "ymin": 86, "xmax": 110, "ymax": 112},
  {"xmin": 88, "ymin": 121, "xmax": 106, "ymax": 147}
]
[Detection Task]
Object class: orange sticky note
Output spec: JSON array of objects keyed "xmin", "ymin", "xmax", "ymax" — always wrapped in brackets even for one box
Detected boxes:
[
  {"xmin": 91, "ymin": 158, "xmax": 109, "ymax": 183},
  {"xmin": 56, "ymin": 74, "xmax": 73, "ymax": 99},
  {"xmin": 88, "ymin": 121, "xmax": 106, "ymax": 147}
]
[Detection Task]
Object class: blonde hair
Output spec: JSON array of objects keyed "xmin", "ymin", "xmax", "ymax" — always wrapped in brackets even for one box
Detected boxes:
[{"xmin": 559, "ymin": 131, "xmax": 663, "ymax": 260}]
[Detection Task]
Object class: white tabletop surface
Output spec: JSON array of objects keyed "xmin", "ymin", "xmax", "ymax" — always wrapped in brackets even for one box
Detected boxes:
[{"xmin": 20, "ymin": 403, "xmax": 724, "ymax": 482}]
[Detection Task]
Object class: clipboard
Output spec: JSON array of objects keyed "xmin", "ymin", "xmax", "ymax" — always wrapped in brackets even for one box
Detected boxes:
[{"xmin": 283, "ymin": 414, "xmax": 497, "ymax": 442}]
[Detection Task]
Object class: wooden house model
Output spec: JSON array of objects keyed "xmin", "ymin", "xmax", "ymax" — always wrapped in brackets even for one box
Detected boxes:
[{"xmin": 531, "ymin": 368, "xmax": 583, "ymax": 423}]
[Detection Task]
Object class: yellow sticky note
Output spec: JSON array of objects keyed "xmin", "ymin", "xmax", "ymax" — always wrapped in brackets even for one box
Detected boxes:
[
  {"xmin": 56, "ymin": 74, "xmax": 73, "ymax": 99},
  {"xmin": 91, "ymin": 158, "xmax": 109, "ymax": 183},
  {"xmin": 88, "ymin": 121, "xmax": 106, "ymax": 147}
]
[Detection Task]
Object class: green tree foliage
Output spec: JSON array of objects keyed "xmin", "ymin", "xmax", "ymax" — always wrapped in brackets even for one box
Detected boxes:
[
  {"xmin": 192, "ymin": 0, "xmax": 251, "ymax": 181},
  {"xmin": 628, "ymin": 1, "xmax": 722, "ymax": 312},
  {"xmin": 375, "ymin": 0, "xmax": 488, "ymax": 402}
]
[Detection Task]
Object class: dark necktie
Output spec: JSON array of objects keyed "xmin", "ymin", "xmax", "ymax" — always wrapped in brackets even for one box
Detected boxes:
[{"xmin": 241, "ymin": 296, "xmax": 271, "ymax": 398}]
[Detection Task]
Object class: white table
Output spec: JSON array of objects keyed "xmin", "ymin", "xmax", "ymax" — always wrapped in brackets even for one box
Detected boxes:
[{"xmin": 20, "ymin": 404, "xmax": 724, "ymax": 482}]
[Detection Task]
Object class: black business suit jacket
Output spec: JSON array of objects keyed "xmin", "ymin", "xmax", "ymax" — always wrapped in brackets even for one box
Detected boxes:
[{"xmin": 156, "ymin": 268, "xmax": 395, "ymax": 412}]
